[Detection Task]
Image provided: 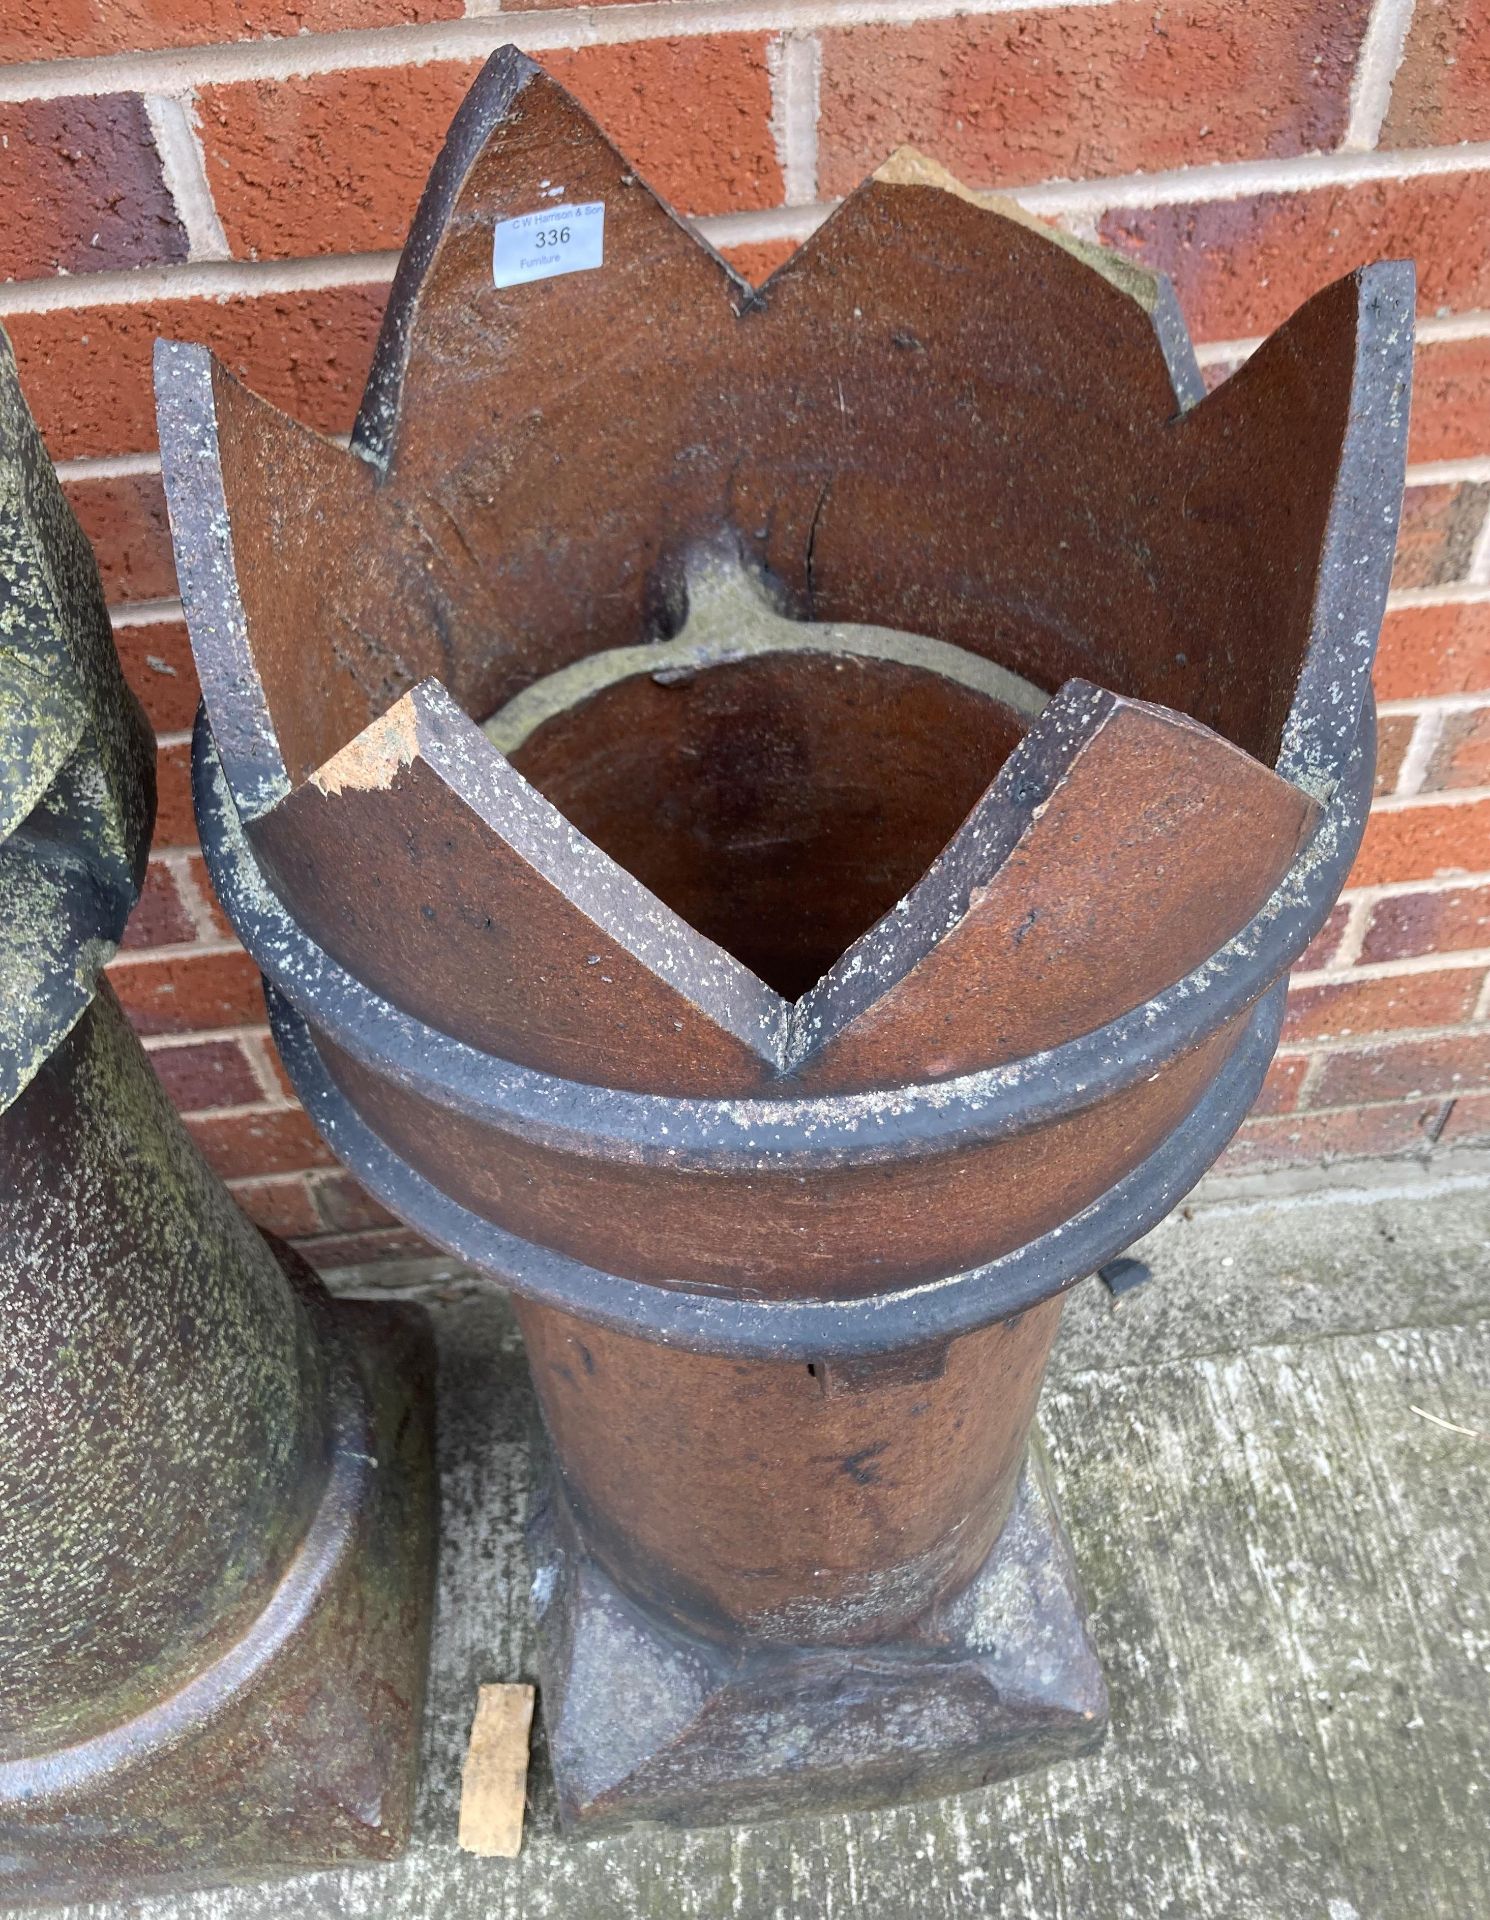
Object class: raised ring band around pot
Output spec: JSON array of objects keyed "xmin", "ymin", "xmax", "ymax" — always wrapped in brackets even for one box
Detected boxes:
[{"xmin": 268, "ymin": 975, "xmax": 1284, "ymax": 1358}]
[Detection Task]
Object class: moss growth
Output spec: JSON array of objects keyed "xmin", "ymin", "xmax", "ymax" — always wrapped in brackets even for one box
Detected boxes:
[{"xmin": 0, "ymin": 326, "xmax": 154, "ymax": 1113}]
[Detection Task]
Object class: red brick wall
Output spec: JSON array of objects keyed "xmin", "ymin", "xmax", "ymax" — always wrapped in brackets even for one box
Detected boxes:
[{"xmin": 3, "ymin": 0, "xmax": 1487, "ymax": 1264}]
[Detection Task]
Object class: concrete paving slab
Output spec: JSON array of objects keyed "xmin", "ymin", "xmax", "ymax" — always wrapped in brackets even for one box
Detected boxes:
[{"xmin": 41, "ymin": 1180, "xmax": 1490, "ymax": 1920}]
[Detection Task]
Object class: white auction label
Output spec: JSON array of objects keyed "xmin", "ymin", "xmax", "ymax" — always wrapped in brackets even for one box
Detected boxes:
[{"xmin": 492, "ymin": 202, "xmax": 605, "ymax": 289}]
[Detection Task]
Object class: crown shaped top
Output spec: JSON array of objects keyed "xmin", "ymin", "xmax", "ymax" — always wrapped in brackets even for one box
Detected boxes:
[{"xmin": 158, "ymin": 50, "xmax": 1411, "ymax": 1100}]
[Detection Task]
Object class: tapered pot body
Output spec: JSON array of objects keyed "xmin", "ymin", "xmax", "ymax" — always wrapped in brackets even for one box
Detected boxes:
[
  {"xmin": 0, "ymin": 313, "xmax": 439, "ymax": 1905},
  {"xmin": 0, "ymin": 987, "xmax": 328, "ymax": 1758},
  {"xmin": 518, "ymin": 1295, "xmax": 1063, "ymax": 1649},
  {"xmin": 156, "ymin": 46, "xmax": 1411, "ymax": 1838},
  {"xmin": 0, "ymin": 987, "xmax": 438, "ymax": 1905}
]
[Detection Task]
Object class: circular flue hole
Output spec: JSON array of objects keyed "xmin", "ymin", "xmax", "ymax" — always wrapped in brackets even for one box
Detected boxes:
[{"xmin": 502, "ymin": 644, "xmax": 1034, "ymax": 1002}]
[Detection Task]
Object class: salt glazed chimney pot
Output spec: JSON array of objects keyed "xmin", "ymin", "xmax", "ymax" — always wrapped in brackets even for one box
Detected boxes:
[
  {"xmin": 156, "ymin": 49, "xmax": 1412, "ymax": 1833},
  {"xmin": 0, "ymin": 329, "xmax": 437, "ymax": 1904}
]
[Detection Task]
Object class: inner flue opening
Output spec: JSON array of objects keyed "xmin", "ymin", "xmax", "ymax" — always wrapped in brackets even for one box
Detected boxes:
[{"xmin": 485, "ymin": 554, "xmax": 1048, "ymax": 1002}]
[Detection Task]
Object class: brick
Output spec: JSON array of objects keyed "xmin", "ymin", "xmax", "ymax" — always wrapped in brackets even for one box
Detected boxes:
[
  {"xmin": 0, "ymin": 0, "xmax": 459, "ymax": 63},
  {"xmin": 295, "ymin": 1225, "xmax": 441, "ymax": 1270},
  {"xmin": 818, "ymin": 2, "xmax": 1368, "ymax": 199},
  {"xmin": 1425, "ymin": 706, "xmax": 1490, "ymax": 791},
  {"xmin": 0, "ymin": 95, "xmax": 187, "ymax": 282},
  {"xmin": 1374, "ymin": 712, "xmax": 1416, "ymax": 795},
  {"xmin": 1283, "ymin": 965, "xmax": 1483, "ymax": 1040},
  {"xmin": 1409, "ymin": 336, "xmax": 1490, "ymax": 465},
  {"xmin": 1361, "ymin": 884, "xmax": 1490, "ymax": 962},
  {"xmin": 1101, "ymin": 173, "xmax": 1490, "ymax": 341},
  {"xmin": 200, "ymin": 37, "xmax": 779, "ymax": 262},
  {"xmin": 153, "ymin": 737, "xmax": 197, "ymax": 850},
  {"xmin": 1297, "ymin": 900, "xmax": 1353, "ymax": 972},
  {"xmin": 1382, "ymin": 0, "xmax": 1490, "ymax": 148},
  {"xmin": 228, "ymin": 1172, "xmax": 324, "ymax": 1239},
  {"xmin": 186, "ymin": 851, "xmax": 237, "ymax": 941},
  {"xmin": 7, "ymin": 281, "xmax": 388, "ymax": 462},
  {"xmin": 1308, "ymin": 1030, "xmax": 1490, "ymax": 1108},
  {"xmin": 251, "ymin": 1034, "xmax": 297, "ymax": 1101},
  {"xmin": 113, "ymin": 618, "xmax": 202, "ymax": 733},
  {"xmin": 542, "ymin": 39, "xmax": 782, "ymax": 219},
  {"xmin": 721, "ymin": 238, "xmax": 801, "ymax": 287},
  {"xmin": 313, "ymin": 1171, "xmax": 401, "ymax": 1232},
  {"xmin": 1376, "ymin": 602, "xmax": 1490, "ymax": 702},
  {"xmin": 199, "ymin": 62, "xmax": 479, "ymax": 262},
  {"xmin": 1440, "ymin": 1089, "xmax": 1490, "ymax": 1144},
  {"xmin": 1252, "ymin": 1051, "xmax": 1308, "ymax": 1116},
  {"xmin": 1200, "ymin": 355, "xmax": 1244, "ymax": 394},
  {"xmin": 1350, "ymin": 797, "xmax": 1490, "ymax": 886},
  {"xmin": 120, "ymin": 857, "xmax": 197, "ymax": 952},
  {"xmin": 64, "ymin": 470, "xmax": 176, "ymax": 605},
  {"xmin": 1213, "ymin": 1098, "xmax": 1446, "ymax": 1173},
  {"xmin": 1390, "ymin": 483, "xmax": 1490, "ymax": 593},
  {"xmin": 148, "ymin": 1036, "xmax": 265, "ymax": 1111},
  {"xmin": 187, "ymin": 1105, "xmax": 335, "ymax": 1179},
  {"xmin": 109, "ymin": 945, "xmax": 263, "ymax": 1034}
]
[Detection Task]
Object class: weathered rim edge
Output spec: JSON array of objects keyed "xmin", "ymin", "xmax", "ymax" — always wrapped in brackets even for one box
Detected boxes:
[{"xmin": 194, "ymin": 704, "xmax": 1370, "ymax": 1162}]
